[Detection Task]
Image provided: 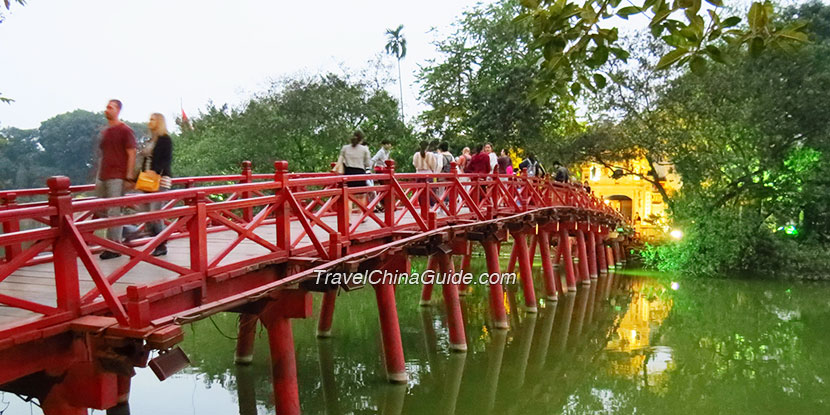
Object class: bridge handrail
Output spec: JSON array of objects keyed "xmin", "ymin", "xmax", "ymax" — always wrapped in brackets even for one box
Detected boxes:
[{"xmin": 0, "ymin": 159, "xmax": 623, "ymax": 341}]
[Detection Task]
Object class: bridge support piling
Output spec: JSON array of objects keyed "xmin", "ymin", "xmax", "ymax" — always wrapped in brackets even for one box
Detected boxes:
[
  {"xmin": 537, "ymin": 230, "xmax": 558, "ymax": 302},
  {"xmin": 587, "ymin": 230, "xmax": 598, "ymax": 279},
  {"xmin": 259, "ymin": 290, "xmax": 312, "ymax": 415},
  {"xmin": 316, "ymin": 290, "xmax": 337, "ymax": 338},
  {"xmin": 597, "ymin": 234, "xmax": 608, "ymax": 274},
  {"xmin": 576, "ymin": 230, "xmax": 591, "ymax": 286},
  {"xmin": 558, "ymin": 227, "xmax": 577, "ymax": 292},
  {"xmin": 613, "ymin": 241, "xmax": 623, "ymax": 266},
  {"xmin": 419, "ymin": 255, "xmax": 437, "ymax": 306},
  {"xmin": 607, "ymin": 244, "xmax": 616, "ymax": 269},
  {"xmin": 457, "ymin": 254, "xmax": 472, "ymax": 295},
  {"xmin": 512, "ymin": 230, "xmax": 538, "ymax": 313},
  {"xmin": 436, "ymin": 252, "xmax": 468, "ymax": 352},
  {"xmin": 372, "ymin": 254, "xmax": 409, "ymax": 383},
  {"xmin": 235, "ymin": 313, "xmax": 258, "ymax": 364},
  {"xmin": 483, "ymin": 240, "xmax": 509, "ymax": 329}
]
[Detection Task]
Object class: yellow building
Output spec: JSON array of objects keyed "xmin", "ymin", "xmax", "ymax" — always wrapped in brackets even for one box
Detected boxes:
[{"xmin": 579, "ymin": 159, "xmax": 681, "ymax": 238}]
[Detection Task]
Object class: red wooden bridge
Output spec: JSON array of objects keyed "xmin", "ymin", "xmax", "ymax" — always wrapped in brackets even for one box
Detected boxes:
[{"xmin": 0, "ymin": 160, "xmax": 630, "ymax": 414}]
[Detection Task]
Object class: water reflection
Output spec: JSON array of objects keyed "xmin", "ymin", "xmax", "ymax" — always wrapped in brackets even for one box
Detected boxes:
[{"xmin": 12, "ymin": 258, "xmax": 830, "ymax": 414}]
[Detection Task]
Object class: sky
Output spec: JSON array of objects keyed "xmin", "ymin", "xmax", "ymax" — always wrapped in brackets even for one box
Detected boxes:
[{"xmin": 0, "ymin": 0, "xmax": 491, "ymax": 130}]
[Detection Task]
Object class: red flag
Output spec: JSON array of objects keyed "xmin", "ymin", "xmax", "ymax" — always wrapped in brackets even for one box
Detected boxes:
[{"xmin": 180, "ymin": 108, "xmax": 191, "ymax": 130}]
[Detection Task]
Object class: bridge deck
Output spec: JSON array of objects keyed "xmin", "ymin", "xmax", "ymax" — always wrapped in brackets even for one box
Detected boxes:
[{"xmin": 0, "ymin": 207, "xmax": 430, "ymax": 326}]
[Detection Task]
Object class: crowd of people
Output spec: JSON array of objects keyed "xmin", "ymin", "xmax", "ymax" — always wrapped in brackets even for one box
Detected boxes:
[{"xmin": 90, "ymin": 100, "xmax": 595, "ymax": 261}]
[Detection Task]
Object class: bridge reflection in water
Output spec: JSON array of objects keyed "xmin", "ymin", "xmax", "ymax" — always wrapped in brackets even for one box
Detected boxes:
[{"xmin": 106, "ymin": 262, "xmax": 669, "ymax": 414}]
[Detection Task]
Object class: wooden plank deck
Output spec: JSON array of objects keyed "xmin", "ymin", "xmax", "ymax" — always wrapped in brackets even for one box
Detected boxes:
[{"xmin": 0, "ymin": 206, "xmax": 446, "ymax": 327}]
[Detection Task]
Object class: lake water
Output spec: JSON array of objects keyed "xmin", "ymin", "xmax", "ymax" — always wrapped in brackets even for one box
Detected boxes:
[{"xmin": 4, "ymin": 256, "xmax": 830, "ymax": 414}]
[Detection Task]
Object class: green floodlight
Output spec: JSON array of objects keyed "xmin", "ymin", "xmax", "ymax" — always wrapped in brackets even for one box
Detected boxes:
[{"xmin": 778, "ymin": 225, "xmax": 798, "ymax": 236}]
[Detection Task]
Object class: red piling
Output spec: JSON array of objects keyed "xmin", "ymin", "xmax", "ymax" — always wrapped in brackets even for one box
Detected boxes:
[
  {"xmin": 457, "ymin": 254, "xmax": 472, "ymax": 295},
  {"xmin": 482, "ymin": 240, "xmax": 509, "ymax": 329},
  {"xmin": 576, "ymin": 230, "xmax": 591, "ymax": 286},
  {"xmin": 317, "ymin": 290, "xmax": 337, "ymax": 338},
  {"xmin": 597, "ymin": 234, "xmax": 608, "ymax": 274},
  {"xmin": 559, "ymin": 227, "xmax": 577, "ymax": 291},
  {"xmin": 513, "ymin": 230, "xmax": 538, "ymax": 313},
  {"xmin": 373, "ymin": 281, "xmax": 408, "ymax": 382},
  {"xmin": 420, "ymin": 255, "xmax": 437, "ymax": 306},
  {"xmin": 235, "ymin": 313, "xmax": 258, "ymax": 364},
  {"xmin": 537, "ymin": 230, "xmax": 558, "ymax": 301},
  {"xmin": 260, "ymin": 290, "xmax": 313, "ymax": 415},
  {"xmin": 587, "ymin": 230, "xmax": 598, "ymax": 279},
  {"xmin": 437, "ymin": 252, "xmax": 468, "ymax": 352}
]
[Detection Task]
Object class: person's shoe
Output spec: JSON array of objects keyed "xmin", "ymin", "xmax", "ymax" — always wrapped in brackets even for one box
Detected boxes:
[
  {"xmin": 152, "ymin": 244, "xmax": 167, "ymax": 257},
  {"xmin": 99, "ymin": 250, "xmax": 121, "ymax": 260}
]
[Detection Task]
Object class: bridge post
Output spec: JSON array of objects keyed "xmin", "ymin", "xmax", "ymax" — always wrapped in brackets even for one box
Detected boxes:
[
  {"xmin": 1, "ymin": 192, "xmax": 22, "ymax": 261},
  {"xmin": 240, "ymin": 161, "xmax": 253, "ymax": 223},
  {"xmin": 512, "ymin": 229, "xmax": 538, "ymax": 313},
  {"xmin": 606, "ymin": 241, "xmax": 616, "ymax": 270},
  {"xmin": 481, "ymin": 239, "xmax": 508, "ymax": 329},
  {"xmin": 575, "ymin": 229, "xmax": 591, "ymax": 286},
  {"xmin": 48, "ymin": 176, "xmax": 81, "ymax": 314},
  {"xmin": 558, "ymin": 225, "xmax": 577, "ymax": 292},
  {"xmin": 384, "ymin": 160, "xmax": 396, "ymax": 227},
  {"xmin": 613, "ymin": 240, "xmax": 623, "ymax": 266},
  {"xmin": 235, "ymin": 313, "xmax": 258, "ymax": 364},
  {"xmin": 587, "ymin": 228, "xmax": 598, "ymax": 279},
  {"xmin": 372, "ymin": 253, "xmax": 409, "ymax": 383},
  {"xmin": 449, "ymin": 161, "xmax": 459, "ymax": 216},
  {"xmin": 436, "ymin": 251, "xmax": 467, "ymax": 352},
  {"xmin": 274, "ymin": 161, "xmax": 291, "ymax": 251},
  {"xmin": 259, "ymin": 289, "xmax": 313, "ymax": 415},
  {"xmin": 419, "ymin": 254, "xmax": 436, "ymax": 306},
  {"xmin": 317, "ymin": 290, "xmax": 337, "ymax": 338},
  {"xmin": 597, "ymin": 230, "xmax": 608, "ymax": 274},
  {"xmin": 537, "ymin": 229, "xmax": 558, "ymax": 301},
  {"xmin": 187, "ymin": 191, "xmax": 208, "ymax": 296}
]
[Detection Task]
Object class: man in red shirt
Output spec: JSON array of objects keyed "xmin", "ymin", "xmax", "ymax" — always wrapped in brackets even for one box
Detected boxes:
[{"xmin": 96, "ymin": 99, "xmax": 136, "ymax": 259}]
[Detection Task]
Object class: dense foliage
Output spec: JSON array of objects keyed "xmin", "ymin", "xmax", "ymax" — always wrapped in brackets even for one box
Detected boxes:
[
  {"xmin": 417, "ymin": 0, "xmax": 582, "ymax": 158},
  {"xmin": 0, "ymin": 110, "xmax": 146, "ymax": 188},
  {"xmin": 173, "ymin": 72, "xmax": 412, "ymax": 176}
]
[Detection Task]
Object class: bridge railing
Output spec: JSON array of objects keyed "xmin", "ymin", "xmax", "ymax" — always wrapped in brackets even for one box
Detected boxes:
[{"xmin": 0, "ymin": 160, "xmax": 622, "ymax": 338}]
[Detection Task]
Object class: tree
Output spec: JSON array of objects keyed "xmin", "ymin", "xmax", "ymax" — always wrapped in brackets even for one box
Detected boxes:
[
  {"xmin": 384, "ymin": 24, "xmax": 407, "ymax": 121},
  {"xmin": 418, "ymin": 0, "xmax": 582, "ymax": 160},
  {"xmin": 516, "ymin": 0, "xmax": 808, "ymax": 100},
  {"xmin": 175, "ymin": 71, "xmax": 412, "ymax": 177}
]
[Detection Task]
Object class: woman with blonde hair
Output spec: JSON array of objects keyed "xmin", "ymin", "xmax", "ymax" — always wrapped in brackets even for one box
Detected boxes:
[{"xmin": 135, "ymin": 113, "xmax": 173, "ymax": 256}]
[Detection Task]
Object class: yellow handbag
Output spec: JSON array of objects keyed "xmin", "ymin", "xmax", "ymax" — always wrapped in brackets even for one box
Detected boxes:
[{"xmin": 135, "ymin": 170, "xmax": 161, "ymax": 192}]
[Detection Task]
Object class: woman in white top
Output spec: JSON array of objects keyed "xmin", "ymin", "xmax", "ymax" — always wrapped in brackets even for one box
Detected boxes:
[
  {"xmin": 337, "ymin": 130, "xmax": 371, "ymax": 215},
  {"xmin": 412, "ymin": 141, "xmax": 436, "ymax": 173}
]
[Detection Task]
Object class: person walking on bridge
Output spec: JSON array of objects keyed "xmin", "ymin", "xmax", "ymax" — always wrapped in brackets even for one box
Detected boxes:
[
  {"xmin": 337, "ymin": 130, "xmax": 371, "ymax": 217},
  {"xmin": 136, "ymin": 113, "xmax": 173, "ymax": 257},
  {"xmin": 96, "ymin": 99, "xmax": 137, "ymax": 260}
]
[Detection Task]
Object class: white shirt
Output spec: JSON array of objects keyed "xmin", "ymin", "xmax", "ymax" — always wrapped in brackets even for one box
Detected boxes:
[
  {"xmin": 431, "ymin": 151, "xmax": 443, "ymax": 173},
  {"xmin": 371, "ymin": 147, "xmax": 390, "ymax": 169},
  {"xmin": 488, "ymin": 152, "xmax": 498, "ymax": 173}
]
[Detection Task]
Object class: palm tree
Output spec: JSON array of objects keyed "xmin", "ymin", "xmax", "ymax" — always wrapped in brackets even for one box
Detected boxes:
[{"xmin": 384, "ymin": 24, "xmax": 407, "ymax": 121}]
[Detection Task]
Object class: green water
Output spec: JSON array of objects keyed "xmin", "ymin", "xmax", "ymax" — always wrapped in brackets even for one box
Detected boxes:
[{"xmin": 5, "ymin": 258, "xmax": 830, "ymax": 414}]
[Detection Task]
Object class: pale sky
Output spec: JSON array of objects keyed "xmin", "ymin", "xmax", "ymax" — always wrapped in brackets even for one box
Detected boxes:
[{"xmin": 0, "ymin": 0, "xmax": 491, "ymax": 130}]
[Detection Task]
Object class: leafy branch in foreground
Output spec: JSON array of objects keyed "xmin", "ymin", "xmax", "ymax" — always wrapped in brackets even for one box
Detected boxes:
[{"xmin": 518, "ymin": 0, "xmax": 809, "ymax": 99}]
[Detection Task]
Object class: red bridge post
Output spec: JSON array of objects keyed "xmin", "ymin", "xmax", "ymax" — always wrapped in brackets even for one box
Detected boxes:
[
  {"xmin": 259, "ymin": 289, "xmax": 313, "ymax": 415},
  {"xmin": 558, "ymin": 224, "xmax": 577, "ymax": 292},
  {"xmin": 436, "ymin": 251, "xmax": 467, "ymax": 352},
  {"xmin": 240, "ymin": 161, "xmax": 253, "ymax": 223},
  {"xmin": 575, "ymin": 229, "xmax": 591, "ymax": 286},
  {"xmin": 512, "ymin": 229, "xmax": 538, "ymax": 313},
  {"xmin": 0, "ymin": 192, "xmax": 22, "ymax": 261},
  {"xmin": 372, "ymin": 253, "xmax": 409, "ymax": 383},
  {"xmin": 235, "ymin": 313, "xmax": 258, "ymax": 364},
  {"xmin": 597, "ymin": 228, "xmax": 608, "ymax": 274},
  {"xmin": 587, "ymin": 227, "xmax": 598, "ymax": 279},
  {"xmin": 48, "ymin": 176, "xmax": 81, "ymax": 315},
  {"xmin": 537, "ymin": 228, "xmax": 558, "ymax": 302},
  {"xmin": 482, "ymin": 239, "xmax": 509, "ymax": 329},
  {"xmin": 317, "ymin": 290, "xmax": 337, "ymax": 338}
]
